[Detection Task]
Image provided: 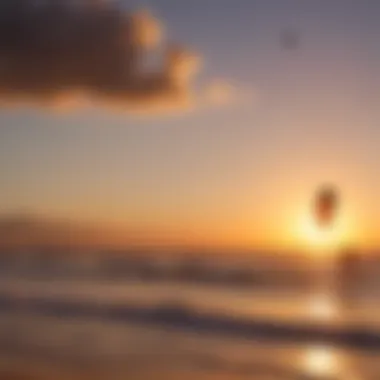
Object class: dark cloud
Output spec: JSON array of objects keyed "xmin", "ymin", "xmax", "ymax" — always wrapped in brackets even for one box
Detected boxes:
[
  {"xmin": 0, "ymin": 213, "xmax": 190, "ymax": 249},
  {"xmin": 0, "ymin": 213, "xmax": 132, "ymax": 249},
  {"xmin": 0, "ymin": 0, "xmax": 201, "ymax": 112}
]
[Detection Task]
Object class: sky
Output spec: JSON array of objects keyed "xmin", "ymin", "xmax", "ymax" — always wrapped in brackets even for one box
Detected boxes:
[{"xmin": 1, "ymin": 0, "xmax": 380, "ymax": 250}]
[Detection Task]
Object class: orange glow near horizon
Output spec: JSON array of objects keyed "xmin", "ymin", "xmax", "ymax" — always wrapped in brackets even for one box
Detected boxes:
[{"xmin": 1, "ymin": 187, "xmax": 377, "ymax": 252}]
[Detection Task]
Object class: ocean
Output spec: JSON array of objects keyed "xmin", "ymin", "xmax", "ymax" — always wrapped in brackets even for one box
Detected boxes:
[{"xmin": 0, "ymin": 251, "xmax": 378, "ymax": 380}]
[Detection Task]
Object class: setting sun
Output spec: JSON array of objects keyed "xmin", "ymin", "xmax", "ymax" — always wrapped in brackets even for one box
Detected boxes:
[
  {"xmin": 298, "ymin": 213, "xmax": 344, "ymax": 249},
  {"xmin": 289, "ymin": 208, "xmax": 355, "ymax": 254}
]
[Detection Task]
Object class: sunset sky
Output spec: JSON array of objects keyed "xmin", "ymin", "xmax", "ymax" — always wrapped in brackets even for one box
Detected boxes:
[{"xmin": 1, "ymin": 0, "xmax": 380, "ymax": 249}]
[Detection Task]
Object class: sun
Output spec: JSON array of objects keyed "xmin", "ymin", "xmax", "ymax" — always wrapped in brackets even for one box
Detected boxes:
[
  {"xmin": 294, "ymin": 210, "xmax": 350, "ymax": 252},
  {"xmin": 300, "ymin": 214, "xmax": 336, "ymax": 247}
]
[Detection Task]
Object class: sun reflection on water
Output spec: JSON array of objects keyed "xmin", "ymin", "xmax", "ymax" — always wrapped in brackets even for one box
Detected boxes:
[
  {"xmin": 302, "ymin": 345, "xmax": 340, "ymax": 378},
  {"xmin": 308, "ymin": 292, "xmax": 339, "ymax": 322}
]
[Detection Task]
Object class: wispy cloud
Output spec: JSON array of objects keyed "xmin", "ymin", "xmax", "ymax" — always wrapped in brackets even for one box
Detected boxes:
[{"xmin": 203, "ymin": 79, "xmax": 256, "ymax": 109}]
